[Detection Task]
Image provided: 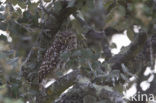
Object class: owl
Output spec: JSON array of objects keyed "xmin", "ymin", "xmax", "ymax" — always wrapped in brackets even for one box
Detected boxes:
[{"xmin": 38, "ymin": 31, "xmax": 77, "ymax": 83}]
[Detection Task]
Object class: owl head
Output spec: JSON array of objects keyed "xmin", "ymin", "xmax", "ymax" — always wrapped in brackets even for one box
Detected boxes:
[{"xmin": 57, "ymin": 31, "xmax": 77, "ymax": 50}]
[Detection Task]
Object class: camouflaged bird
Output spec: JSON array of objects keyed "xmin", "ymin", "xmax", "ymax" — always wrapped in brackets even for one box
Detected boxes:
[{"xmin": 38, "ymin": 31, "xmax": 77, "ymax": 83}]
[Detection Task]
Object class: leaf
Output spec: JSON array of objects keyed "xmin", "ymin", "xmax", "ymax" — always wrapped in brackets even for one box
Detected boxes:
[
  {"xmin": 0, "ymin": 34, "xmax": 7, "ymax": 41},
  {"xmin": 8, "ymin": 21, "xmax": 27, "ymax": 35},
  {"xmin": 67, "ymin": 0, "xmax": 76, "ymax": 8},
  {"xmin": 71, "ymin": 19, "xmax": 83, "ymax": 34},
  {"xmin": 120, "ymin": 73, "xmax": 129, "ymax": 81},
  {"xmin": 66, "ymin": 58, "xmax": 78, "ymax": 67},
  {"xmin": 28, "ymin": 3, "xmax": 39, "ymax": 14},
  {"xmin": 120, "ymin": 46, "xmax": 130, "ymax": 54},
  {"xmin": 105, "ymin": 5, "xmax": 126, "ymax": 29},
  {"xmin": 127, "ymin": 28, "xmax": 134, "ymax": 41},
  {"xmin": 117, "ymin": 5, "xmax": 126, "ymax": 17},
  {"xmin": 103, "ymin": 85, "xmax": 114, "ymax": 92},
  {"xmin": 72, "ymin": 50, "xmax": 81, "ymax": 57},
  {"xmin": 92, "ymin": 61, "xmax": 101, "ymax": 69},
  {"xmin": 0, "ymin": 13, "xmax": 5, "ymax": 20},
  {"xmin": 81, "ymin": 48, "xmax": 93, "ymax": 58},
  {"xmin": 8, "ymin": 0, "xmax": 18, "ymax": 5},
  {"xmin": 81, "ymin": 0, "xmax": 94, "ymax": 12},
  {"xmin": 60, "ymin": 51, "xmax": 71, "ymax": 60},
  {"xmin": 114, "ymin": 84, "xmax": 124, "ymax": 93},
  {"xmin": 103, "ymin": 0, "xmax": 114, "ymax": 9},
  {"xmin": 0, "ymin": 6, "xmax": 5, "ymax": 11},
  {"xmin": 91, "ymin": 53, "xmax": 100, "ymax": 60},
  {"xmin": 18, "ymin": 1, "xmax": 26, "ymax": 9},
  {"xmin": 110, "ymin": 42, "xmax": 117, "ymax": 49},
  {"xmin": 121, "ymin": 63, "xmax": 134, "ymax": 76},
  {"xmin": 53, "ymin": 1, "xmax": 62, "ymax": 13},
  {"xmin": 0, "ymin": 22, "xmax": 7, "ymax": 30},
  {"xmin": 16, "ymin": 8, "xmax": 22, "ymax": 14},
  {"xmin": 7, "ymin": 57, "xmax": 18, "ymax": 65},
  {"xmin": 113, "ymin": 19, "xmax": 132, "ymax": 31}
]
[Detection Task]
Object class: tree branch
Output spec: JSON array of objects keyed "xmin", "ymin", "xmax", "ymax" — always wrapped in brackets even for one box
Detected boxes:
[
  {"xmin": 74, "ymin": 13, "xmax": 112, "ymax": 60},
  {"xmin": 55, "ymin": 82, "xmax": 125, "ymax": 103},
  {"xmin": 109, "ymin": 30, "xmax": 152, "ymax": 71},
  {"xmin": 38, "ymin": 70, "xmax": 80, "ymax": 103}
]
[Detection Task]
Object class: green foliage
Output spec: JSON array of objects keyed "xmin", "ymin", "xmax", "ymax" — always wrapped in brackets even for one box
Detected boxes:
[
  {"xmin": 61, "ymin": 48, "xmax": 100, "ymax": 70},
  {"xmin": 0, "ymin": 0, "xmax": 155, "ymax": 102}
]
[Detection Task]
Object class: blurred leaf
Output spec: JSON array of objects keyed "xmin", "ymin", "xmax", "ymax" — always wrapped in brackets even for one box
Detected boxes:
[
  {"xmin": 92, "ymin": 61, "xmax": 101, "ymax": 69},
  {"xmin": 8, "ymin": 21, "xmax": 27, "ymax": 35},
  {"xmin": 113, "ymin": 18, "xmax": 133, "ymax": 31},
  {"xmin": 67, "ymin": 0, "xmax": 76, "ymax": 8},
  {"xmin": 114, "ymin": 84, "xmax": 124, "ymax": 93},
  {"xmin": 7, "ymin": 57, "xmax": 18, "ymax": 65},
  {"xmin": 0, "ymin": 6, "xmax": 5, "ymax": 11},
  {"xmin": 117, "ymin": 5, "xmax": 126, "ymax": 16},
  {"xmin": 110, "ymin": 42, "xmax": 117, "ymax": 49},
  {"xmin": 120, "ymin": 73, "xmax": 129, "ymax": 81},
  {"xmin": 127, "ymin": 28, "xmax": 134, "ymax": 41},
  {"xmin": 18, "ymin": 1, "xmax": 26, "ymax": 8},
  {"xmin": 0, "ymin": 13, "xmax": 5, "ymax": 20},
  {"xmin": 28, "ymin": 3, "xmax": 39, "ymax": 14},
  {"xmin": 0, "ymin": 34, "xmax": 7, "ymax": 41},
  {"xmin": 66, "ymin": 59, "xmax": 76, "ymax": 67},
  {"xmin": 71, "ymin": 19, "xmax": 83, "ymax": 34},
  {"xmin": 7, "ymin": 0, "xmax": 18, "ymax": 5},
  {"xmin": 16, "ymin": 8, "xmax": 22, "ymax": 15},
  {"xmin": 81, "ymin": 48, "xmax": 93, "ymax": 58},
  {"xmin": 53, "ymin": 1, "xmax": 62, "ymax": 13},
  {"xmin": 105, "ymin": 5, "xmax": 126, "ymax": 29},
  {"xmin": 103, "ymin": 86, "xmax": 114, "ymax": 92},
  {"xmin": 72, "ymin": 50, "xmax": 81, "ymax": 57},
  {"xmin": 104, "ymin": 0, "xmax": 114, "ymax": 9},
  {"xmin": 60, "ymin": 51, "xmax": 71, "ymax": 60},
  {"xmin": 121, "ymin": 63, "xmax": 134, "ymax": 76},
  {"xmin": 0, "ymin": 22, "xmax": 7, "ymax": 30},
  {"xmin": 81, "ymin": 0, "xmax": 94, "ymax": 12},
  {"xmin": 120, "ymin": 46, "xmax": 129, "ymax": 54}
]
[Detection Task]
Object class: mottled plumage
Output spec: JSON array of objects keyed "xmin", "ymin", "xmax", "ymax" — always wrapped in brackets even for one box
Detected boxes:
[{"xmin": 39, "ymin": 31, "xmax": 77, "ymax": 83}]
